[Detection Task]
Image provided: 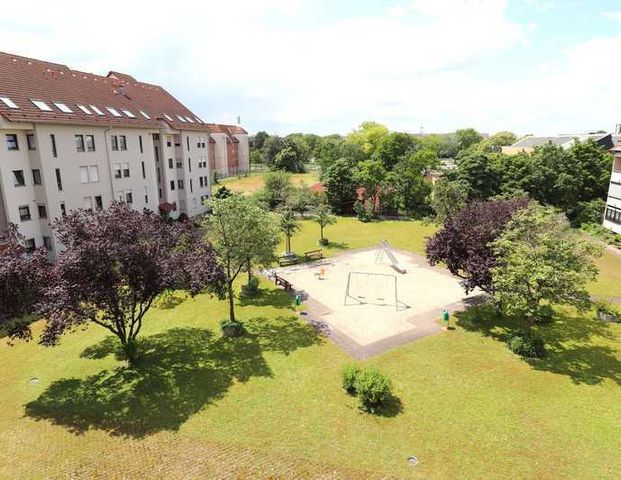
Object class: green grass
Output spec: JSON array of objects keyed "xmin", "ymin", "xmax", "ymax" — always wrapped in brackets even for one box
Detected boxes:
[
  {"xmin": 589, "ymin": 250, "xmax": 621, "ymax": 299},
  {"xmin": 217, "ymin": 171, "xmax": 320, "ymax": 193},
  {"xmin": 1, "ymin": 219, "xmax": 621, "ymax": 478}
]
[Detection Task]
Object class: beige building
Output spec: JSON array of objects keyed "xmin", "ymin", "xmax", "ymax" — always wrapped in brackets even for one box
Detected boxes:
[
  {"xmin": 0, "ymin": 52, "xmax": 249, "ymax": 255},
  {"xmin": 604, "ymin": 145, "xmax": 621, "ymax": 234}
]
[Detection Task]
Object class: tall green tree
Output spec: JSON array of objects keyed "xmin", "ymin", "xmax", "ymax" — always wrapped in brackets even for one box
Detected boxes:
[
  {"xmin": 280, "ymin": 207, "xmax": 300, "ymax": 256},
  {"xmin": 253, "ymin": 131, "xmax": 269, "ymax": 150},
  {"xmin": 323, "ymin": 159, "xmax": 357, "ymax": 213},
  {"xmin": 453, "ymin": 153, "xmax": 501, "ymax": 199},
  {"xmin": 430, "ymin": 178, "xmax": 469, "ymax": 223},
  {"xmin": 492, "ymin": 204, "xmax": 601, "ymax": 334},
  {"xmin": 372, "ymin": 132, "xmax": 420, "ymax": 170},
  {"xmin": 347, "ymin": 121, "xmax": 389, "ymax": 156},
  {"xmin": 205, "ymin": 194, "xmax": 280, "ymax": 322},
  {"xmin": 391, "ymin": 156, "xmax": 432, "ymax": 217},
  {"xmin": 354, "ymin": 159, "xmax": 388, "ymax": 215},
  {"xmin": 456, "ymin": 128, "xmax": 484, "ymax": 152},
  {"xmin": 313, "ymin": 203, "xmax": 337, "ymax": 245}
]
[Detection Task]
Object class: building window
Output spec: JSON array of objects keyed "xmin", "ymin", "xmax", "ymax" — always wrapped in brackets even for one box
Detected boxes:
[
  {"xmin": 95, "ymin": 195, "xmax": 103, "ymax": 210},
  {"xmin": 38, "ymin": 204, "xmax": 47, "ymax": 219},
  {"xmin": 190, "ymin": 178, "xmax": 193, "ymax": 193},
  {"xmin": 75, "ymin": 134, "xmax": 85, "ymax": 152},
  {"xmin": 166, "ymin": 137, "xmax": 172, "ymax": 147},
  {"xmin": 80, "ymin": 166, "xmax": 89, "ymax": 184},
  {"xmin": 605, "ymin": 206, "xmax": 621, "ymax": 225},
  {"xmin": 43, "ymin": 236, "xmax": 53, "ymax": 251},
  {"xmin": 32, "ymin": 169, "xmax": 42, "ymax": 185},
  {"xmin": 141, "ymin": 161, "xmax": 146, "ymax": 179},
  {"xmin": 24, "ymin": 238, "xmax": 36, "ymax": 253},
  {"xmin": 27, "ymin": 134, "xmax": 36, "ymax": 150},
  {"xmin": 6, "ymin": 134, "xmax": 18, "ymax": 151},
  {"xmin": 55, "ymin": 168, "xmax": 63, "ymax": 191},
  {"xmin": 176, "ymin": 160, "xmax": 182, "ymax": 169},
  {"xmin": 125, "ymin": 191, "xmax": 133, "ymax": 204},
  {"xmin": 168, "ymin": 158, "xmax": 173, "ymax": 169},
  {"xmin": 113, "ymin": 163, "xmax": 122, "ymax": 179},
  {"xmin": 614, "ymin": 157, "xmax": 621, "ymax": 173},
  {"xmin": 19, "ymin": 205, "xmax": 31, "ymax": 221},
  {"xmin": 170, "ymin": 180, "xmax": 175, "ymax": 191},
  {"xmin": 188, "ymin": 158, "xmax": 192, "ymax": 172},
  {"xmin": 81, "ymin": 164, "xmax": 99, "ymax": 183},
  {"xmin": 111, "ymin": 135, "xmax": 119, "ymax": 151},
  {"xmin": 122, "ymin": 162, "xmax": 130, "ymax": 178},
  {"xmin": 86, "ymin": 135, "xmax": 95, "ymax": 152},
  {"xmin": 144, "ymin": 186, "xmax": 149, "ymax": 204},
  {"xmin": 139, "ymin": 135, "xmax": 143, "ymax": 154},
  {"xmin": 60, "ymin": 202, "xmax": 66, "ymax": 216},
  {"xmin": 119, "ymin": 135, "xmax": 127, "ymax": 151},
  {"xmin": 157, "ymin": 167, "xmax": 161, "ymax": 183},
  {"xmin": 199, "ymin": 177, "xmax": 204, "ymax": 188},
  {"xmin": 83, "ymin": 196, "xmax": 93, "ymax": 211},
  {"xmin": 154, "ymin": 145, "xmax": 159, "ymax": 163},
  {"xmin": 186, "ymin": 137, "xmax": 190, "ymax": 150},
  {"xmin": 50, "ymin": 134, "xmax": 57, "ymax": 157},
  {"xmin": 13, "ymin": 170, "xmax": 25, "ymax": 187},
  {"xmin": 159, "ymin": 188, "xmax": 162, "ymax": 199},
  {"xmin": 178, "ymin": 179, "xmax": 184, "ymax": 190}
]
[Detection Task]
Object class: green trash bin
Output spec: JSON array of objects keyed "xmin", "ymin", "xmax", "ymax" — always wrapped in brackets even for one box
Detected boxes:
[
  {"xmin": 441, "ymin": 308, "xmax": 449, "ymax": 323},
  {"xmin": 295, "ymin": 294, "xmax": 301, "ymax": 306}
]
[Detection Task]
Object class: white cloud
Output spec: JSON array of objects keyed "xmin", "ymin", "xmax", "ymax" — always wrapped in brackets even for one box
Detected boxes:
[
  {"xmin": 603, "ymin": 10, "xmax": 621, "ymax": 21},
  {"xmin": 0, "ymin": 0, "xmax": 615, "ymax": 136}
]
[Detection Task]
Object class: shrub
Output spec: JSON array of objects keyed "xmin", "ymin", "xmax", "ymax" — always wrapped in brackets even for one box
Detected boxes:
[
  {"xmin": 241, "ymin": 276, "xmax": 260, "ymax": 298},
  {"xmin": 354, "ymin": 200, "xmax": 374, "ymax": 223},
  {"xmin": 341, "ymin": 364, "xmax": 361, "ymax": 395},
  {"xmin": 354, "ymin": 368, "xmax": 393, "ymax": 412},
  {"xmin": 220, "ymin": 319, "xmax": 245, "ymax": 338},
  {"xmin": 177, "ymin": 212, "xmax": 189, "ymax": 223},
  {"xmin": 507, "ymin": 332, "xmax": 546, "ymax": 358}
]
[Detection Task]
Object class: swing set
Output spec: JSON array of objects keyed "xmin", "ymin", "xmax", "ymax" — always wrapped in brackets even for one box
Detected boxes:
[{"xmin": 343, "ymin": 271, "xmax": 409, "ymax": 311}]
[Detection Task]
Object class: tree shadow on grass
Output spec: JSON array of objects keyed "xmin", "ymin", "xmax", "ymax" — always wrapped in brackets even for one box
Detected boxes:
[
  {"xmin": 238, "ymin": 287, "xmax": 295, "ymax": 310},
  {"xmin": 25, "ymin": 316, "xmax": 324, "ymax": 438},
  {"xmin": 374, "ymin": 394, "xmax": 404, "ymax": 418},
  {"xmin": 455, "ymin": 302, "xmax": 621, "ymax": 386},
  {"xmin": 325, "ymin": 241, "xmax": 350, "ymax": 251}
]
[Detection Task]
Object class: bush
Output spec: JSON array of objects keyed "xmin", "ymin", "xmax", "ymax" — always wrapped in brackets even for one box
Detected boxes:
[
  {"xmin": 341, "ymin": 364, "xmax": 362, "ymax": 395},
  {"xmin": 354, "ymin": 368, "xmax": 393, "ymax": 413},
  {"xmin": 507, "ymin": 332, "xmax": 546, "ymax": 358},
  {"xmin": 354, "ymin": 200, "xmax": 374, "ymax": 223},
  {"xmin": 177, "ymin": 212, "xmax": 189, "ymax": 223},
  {"xmin": 241, "ymin": 276, "xmax": 260, "ymax": 298},
  {"xmin": 220, "ymin": 319, "xmax": 245, "ymax": 338}
]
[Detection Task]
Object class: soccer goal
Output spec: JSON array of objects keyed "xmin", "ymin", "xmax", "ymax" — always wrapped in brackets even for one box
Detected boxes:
[{"xmin": 344, "ymin": 271, "xmax": 408, "ymax": 311}]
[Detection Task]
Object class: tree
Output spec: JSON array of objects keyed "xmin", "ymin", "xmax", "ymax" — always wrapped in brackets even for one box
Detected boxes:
[
  {"xmin": 253, "ymin": 131, "xmax": 269, "ymax": 150},
  {"xmin": 259, "ymin": 170, "xmax": 292, "ymax": 210},
  {"xmin": 0, "ymin": 224, "xmax": 50, "ymax": 339},
  {"xmin": 205, "ymin": 195, "xmax": 280, "ymax": 323},
  {"xmin": 372, "ymin": 132, "xmax": 420, "ymax": 170},
  {"xmin": 391, "ymin": 157, "xmax": 432, "ymax": 217},
  {"xmin": 527, "ymin": 143, "xmax": 577, "ymax": 210},
  {"xmin": 347, "ymin": 121, "xmax": 389, "ymax": 155},
  {"xmin": 492, "ymin": 204, "xmax": 601, "ymax": 334},
  {"xmin": 354, "ymin": 159, "xmax": 388, "ymax": 215},
  {"xmin": 280, "ymin": 207, "xmax": 300, "ymax": 256},
  {"xmin": 474, "ymin": 131, "xmax": 517, "ymax": 153},
  {"xmin": 40, "ymin": 203, "xmax": 224, "ymax": 363},
  {"xmin": 287, "ymin": 184, "xmax": 318, "ymax": 218},
  {"xmin": 323, "ymin": 159, "xmax": 357, "ymax": 213},
  {"xmin": 273, "ymin": 141, "xmax": 306, "ymax": 173},
  {"xmin": 567, "ymin": 139, "xmax": 613, "ymax": 204},
  {"xmin": 261, "ymin": 135, "xmax": 286, "ymax": 166},
  {"xmin": 426, "ymin": 198, "xmax": 530, "ymax": 294},
  {"xmin": 456, "ymin": 128, "xmax": 484, "ymax": 152},
  {"xmin": 430, "ymin": 178, "xmax": 469, "ymax": 223},
  {"xmin": 315, "ymin": 135, "xmax": 345, "ymax": 172},
  {"xmin": 453, "ymin": 152, "xmax": 501, "ymax": 199},
  {"xmin": 313, "ymin": 203, "xmax": 337, "ymax": 245}
]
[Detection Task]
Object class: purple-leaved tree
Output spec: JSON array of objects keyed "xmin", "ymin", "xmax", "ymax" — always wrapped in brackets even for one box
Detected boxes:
[
  {"xmin": 39, "ymin": 203, "xmax": 224, "ymax": 364},
  {"xmin": 0, "ymin": 223, "xmax": 50, "ymax": 339},
  {"xmin": 426, "ymin": 198, "xmax": 530, "ymax": 295}
]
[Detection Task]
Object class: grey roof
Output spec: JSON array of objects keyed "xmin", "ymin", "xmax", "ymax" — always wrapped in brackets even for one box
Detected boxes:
[{"xmin": 511, "ymin": 133, "xmax": 613, "ymax": 149}]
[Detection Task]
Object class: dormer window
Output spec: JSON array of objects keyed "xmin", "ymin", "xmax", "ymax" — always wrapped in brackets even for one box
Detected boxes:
[
  {"xmin": 53, "ymin": 102, "xmax": 73, "ymax": 113},
  {"xmin": 0, "ymin": 97, "xmax": 19, "ymax": 109},
  {"xmin": 121, "ymin": 109, "xmax": 135, "ymax": 118},
  {"xmin": 31, "ymin": 100, "xmax": 52, "ymax": 111},
  {"xmin": 77, "ymin": 104, "xmax": 92, "ymax": 114},
  {"xmin": 90, "ymin": 105, "xmax": 105, "ymax": 116},
  {"xmin": 106, "ymin": 107, "xmax": 122, "ymax": 117}
]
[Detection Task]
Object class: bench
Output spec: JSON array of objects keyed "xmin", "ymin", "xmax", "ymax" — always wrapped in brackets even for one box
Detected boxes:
[
  {"xmin": 304, "ymin": 249, "xmax": 323, "ymax": 261},
  {"xmin": 274, "ymin": 273, "xmax": 293, "ymax": 292}
]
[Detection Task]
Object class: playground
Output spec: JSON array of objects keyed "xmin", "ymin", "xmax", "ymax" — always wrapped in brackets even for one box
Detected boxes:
[{"xmin": 273, "ymin": 244, "xmax": 480, "ymax": 358}]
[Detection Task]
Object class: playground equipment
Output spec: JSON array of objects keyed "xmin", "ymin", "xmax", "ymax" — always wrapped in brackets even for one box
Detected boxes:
[
  {"xmin": 344, "ymin": 271, "xmax": 408, "ymax": 311},
  {"xmin": 375, "ymin": 240, "xmax": 407, "ymax": 274}
]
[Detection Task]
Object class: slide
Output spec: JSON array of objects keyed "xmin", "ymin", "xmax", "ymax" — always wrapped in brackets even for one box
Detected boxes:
[{"xmin": 380, "ymin": 241, "xmax": 407, "ymax": 274}]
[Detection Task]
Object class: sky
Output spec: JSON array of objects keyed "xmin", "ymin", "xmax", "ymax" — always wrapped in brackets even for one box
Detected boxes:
[{"xmin": 1, "ymin": 0, "xmax": 620, "ymax": 136}]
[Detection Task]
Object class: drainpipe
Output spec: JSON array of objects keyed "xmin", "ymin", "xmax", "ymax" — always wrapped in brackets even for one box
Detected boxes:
[{"xmin": 103, "ymin": 128, "xmax": 115, "ymax": 203}]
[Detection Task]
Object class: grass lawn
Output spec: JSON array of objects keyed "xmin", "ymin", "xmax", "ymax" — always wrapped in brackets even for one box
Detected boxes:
[
  {"xmin": 1, "ymin": 219, "xmax": 620, "ymax": 479},
  {"xmin": 217, "ymin": 170, "xmax": 320, "ymax": 194}
]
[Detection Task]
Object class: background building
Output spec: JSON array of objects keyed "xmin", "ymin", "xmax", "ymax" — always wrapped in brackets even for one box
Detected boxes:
[
  {"xmin": 0, "ymin": 52, "xmax": 249, "ymax": 255},
  {"xmin": 604, "ymin": 144, "xmax": 621, "ymax": 234}
]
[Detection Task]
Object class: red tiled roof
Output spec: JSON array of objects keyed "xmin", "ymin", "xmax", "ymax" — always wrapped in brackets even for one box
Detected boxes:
[{"xmin": 0, "ymin": 51, "xmax": 247, "ymax": 135}]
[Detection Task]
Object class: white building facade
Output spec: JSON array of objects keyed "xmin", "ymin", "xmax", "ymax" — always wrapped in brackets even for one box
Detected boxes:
[
  {"xmin": 0, "ymin": 52, "xmax": 249, "ymax": 256},
  {"xmin": 603, "ymin": 146, "xmax": 621, "ymax": 234}
]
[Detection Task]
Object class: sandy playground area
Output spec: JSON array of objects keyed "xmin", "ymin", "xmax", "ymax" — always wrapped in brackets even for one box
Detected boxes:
[{"xmin": 273, "ymin": 247, "xmax": 480, "ymax": 358}]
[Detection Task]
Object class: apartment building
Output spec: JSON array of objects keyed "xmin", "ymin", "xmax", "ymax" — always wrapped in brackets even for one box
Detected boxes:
[
  {"xmin": 0, "ymin": 52, "xmax": 249, "ymax": 255},
  {"xmin": 604, "ymin": 144, "xmax": 621, "ymax": 234}
]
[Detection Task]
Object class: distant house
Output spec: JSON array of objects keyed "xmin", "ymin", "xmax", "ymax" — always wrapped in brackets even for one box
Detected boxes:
[
  {"xmin": 502, "ymin": 133, "xmax": 620, "ymax": 155},
  {"xmin": 604, "ymin": 144, "xmax": 621, "ymax": 234}
]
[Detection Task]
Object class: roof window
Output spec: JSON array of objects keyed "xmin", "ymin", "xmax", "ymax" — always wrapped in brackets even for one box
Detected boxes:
[
  {"xmin": 164, "ymin": 114, "xmax": 173, "ymax": 121},
  {"xmin": 31, "ymin": 100, "xmax": 52, "ymax": 111},
  {"xmin": 77, "ymin": 104, "xmax": 92, "ymax": 114},
  {"xmin": 176, "ymin": 115, "xmax": 187, "ymax": 123},
  {"xmin": 139, "ymin": 110, "xmax": 151, "ymax": 119},
  {"xmin": 121, "ymin": 109, "xmax": 136, "ymax": 118},
  {"xmin": 90, "ymin": 105, "xmax": 105, "ymax": 116},
  {"xmin": 53, "ymin": 102, "xmax": 73, "ymax": 113},
  {"xmin": 0, "ymin": 97, "xmax": 19, "ymax": 109},
  {"xmin": 194, "ymin": 117, "xmax": 203, "ymax": 124},
  {"xmin": 185, "ymin": 116, "xmax": 194, "ymax": 123},
  {"xmin": 106, "ymin": 107, "xmax": 122, "ymax": 117}
]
